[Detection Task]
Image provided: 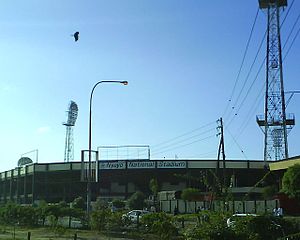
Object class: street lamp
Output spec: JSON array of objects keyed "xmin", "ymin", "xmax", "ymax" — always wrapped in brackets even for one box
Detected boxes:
[{"xmin": 87, "ymin": 80, "xmax": 128, "ymax": 218}]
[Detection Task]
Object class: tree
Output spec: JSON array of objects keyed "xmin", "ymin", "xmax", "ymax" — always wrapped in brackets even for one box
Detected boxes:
[
  {"xmin": 90, "ymin": 208, "xmax": 111, "ymax": 231},
  {"xmin": 45, "ymin": 202, "xmax": 69, "ymax": 226},
  {"xmin": 149, "ymin": 178, "xmax": 159, "ymax": 196},
  {"xmin": 72, "ymin": 196, "xmax": 85, "ymax": 210},
  {"xmin": 128, "ymin": 191, "xmax": 146, "ymax": 209},
  {"xmin": 262, "ymin": 185, "xmax": 277, "ymax": 200},
  {"xmin": 282, "ymin": 164, "xmax": 300, "ymax": 200},
  {"xmin": 0, "ymin": 201, "xmax": 20, "ymax": 225},
  {"xmin": 142, "ymin": 212, "xmax": 178, "ymax": 240},
  {"xmin": 36, "ymin": 200, "xmax": 48, "ymax": 226},
  {"xmin": 112, "ymin": 199, "xmax": 125, "ymax": 209},
  {"xmin": 181, "ymin": 188, "xmax": 201, "ymax": 201}
]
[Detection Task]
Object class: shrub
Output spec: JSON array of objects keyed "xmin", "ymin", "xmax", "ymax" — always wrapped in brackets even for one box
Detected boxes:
[
  {"xmin": 184, "ymin": 211, "xmax": 236, "ymax": 240},
  {"xmin": 127, "ymin": 191, "xmax": 146, "ymax": 210},
  {"xmin": 72, "ymin": 196, "xmax": 85, "ymax": 210},
  {"xmin": 142, "ymin": 212, "xmax": 178, "ymax": 240},
  {"xmin": 181, "ymin": 188, "xmax": 201, "ymax": 201},
  {"xmin": 107, "ymin": 211, "xmax": 126, "ymax": 231},
  {"xmin": 90, "ymin": 208, "xmax": 111, "ymax": 231},
  {"xmin": 112, "ymin": 199, "xmax": 125, "ymax": 209}
]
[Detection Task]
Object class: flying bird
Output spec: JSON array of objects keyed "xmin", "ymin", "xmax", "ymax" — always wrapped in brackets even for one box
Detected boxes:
[{"xmin": 73, "ymin": 31, "xmax": 79, "ymax": 42}]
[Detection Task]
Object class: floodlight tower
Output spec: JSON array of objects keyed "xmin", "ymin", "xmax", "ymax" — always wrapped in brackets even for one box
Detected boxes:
[
  {"xmin": 63, "ymin": 101, "xmax": 79, "ymax": 162},
  {"xmin": 256, "ymin": 0, "xmax": 295, "ymax": 162}
]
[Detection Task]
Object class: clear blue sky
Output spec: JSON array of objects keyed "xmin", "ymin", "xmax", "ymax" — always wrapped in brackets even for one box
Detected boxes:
[{"xmin": 0, "ymin": 0, "xmax": 299, "ymax": 171}]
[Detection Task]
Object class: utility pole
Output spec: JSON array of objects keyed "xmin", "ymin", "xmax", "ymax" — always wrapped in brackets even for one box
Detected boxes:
[{"xmin": 217, "ymin": 118, "xmax": 226, "ymax": 187}]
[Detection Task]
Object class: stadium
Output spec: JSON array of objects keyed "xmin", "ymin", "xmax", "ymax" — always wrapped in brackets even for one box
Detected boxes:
[{"xmin": 0, "ymin": 157, "xmax": 270, "ymax": 205}]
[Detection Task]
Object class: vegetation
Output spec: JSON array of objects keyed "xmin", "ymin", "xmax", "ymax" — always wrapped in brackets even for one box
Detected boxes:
[
  {"xmin": 0, "ymin": 197, "xmax": 300, "ymax": 240},
  {"xmin": 112, "ymin": 199, "xmax": 125, "ymax": 209},
  {"xmin": 181, "ymin": 188, "xmax": 201, "ymax": 201},
  {"xmin": 282, "ymin": 164, "xmax": 300, "ymax": 200},
  {"xmin": 184, "ymin": 211, "xmax": 300, "ymax": 240},
  {"xmin": 142, "ymin": 212, "xmax": 178, "ymax": 240},
  {"xmin": 72, "ymin": 196, "xmax": 85, "ymax": 210},
  {"xmin": 127, "ymin": 191, "xmax": 146, "ymax": 209},
  {"xmin": 262, "ymin": 185, "xmax": 277, "ymax": 200},
  {"xmin": 149, "ymin": 178, "xmax": 159, "ymax": 197}
]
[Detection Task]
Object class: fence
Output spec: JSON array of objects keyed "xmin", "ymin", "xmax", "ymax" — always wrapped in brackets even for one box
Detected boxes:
[{"xmin": 160, "ymin": 199, "xmax": 279, "ymax": 214}]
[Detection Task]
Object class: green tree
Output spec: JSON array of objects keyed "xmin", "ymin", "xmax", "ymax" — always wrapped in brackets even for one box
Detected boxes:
[
  {"xmin": 128, "ymin": 191, "xmax": 146, "ymax": 209},
  {"xmin": 181, "ymin": 188, "xmax": 201, "ymax": 201},
  {"xmin": 93, "ymin": 198, "xmax": 109, "ymax": 211},
  {"xmin": 112, "ymin": 199, "xmax": 125, "ymax": 209},
  {"xmin": 183, "ymin": 211, "xmax": 236, "ymax": 240},
  {"xmin": 142, "ymin": 212, "xmax": 178, "ymax": 240},
  {"xmin": 262, "ymin": 185, "xmax": 277, "ymax": 200},
  {"xmin": 36, "ymin": 200, "xmax": 48, "ymax": 226},
  {"xmin": 0, "ymin": 201, "xmax": 20, "ymax": 225},
  {"xmin": 45, "ymin": 202, "xmax": 69, "ymax": 226},
  {"xmin": 90, "ymin": 208, "xmax": 111, "ymax": 231},
  {"xmin": 149, "ymin": 178, "xmax": 159, "ymax": 196},
  {"xmin": 72, "ymin": 196, "xmax": 85, "ymax": 210},
  {"xmin": 18, "ymin": 206, "xmax": 37, "ymax": 226},
  {"xmin": 282, "ymin": 164, "xmax": 300, "ymax": 200}
]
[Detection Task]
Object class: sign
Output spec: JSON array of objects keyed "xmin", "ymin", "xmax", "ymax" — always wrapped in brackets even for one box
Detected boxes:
[
  {"xmin": 99, "ymin": 161, "xmax": 126, "ymax": 170},
  {"xmin": 157, "ymin": 161, "xmax": 186, "ymax": 169},
  {"xmin": 128, "ymin": 161, "xmax": 156, "ymax": 169},
  {"xmin": 98, "ymin": 160, "xmax": 187, "ymax": 170}
]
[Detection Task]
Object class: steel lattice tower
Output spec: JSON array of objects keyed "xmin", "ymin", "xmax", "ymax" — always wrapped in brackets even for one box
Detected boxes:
[
  {"xmin": 63, "ymin": 101, "xmax": 79, "ymax": 162},
  {"xmin": 256, "ymin": 0, "xmax": 295, "ymax": 162}
]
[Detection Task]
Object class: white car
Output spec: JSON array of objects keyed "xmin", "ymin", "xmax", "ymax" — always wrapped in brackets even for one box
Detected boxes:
[
  {"xmin": 122, "ymin": 210, "xmax": 150, "ymax": 223},
  {"xmin": 226, "ymin": 213, "xmax": 258, "ymax": 227}
]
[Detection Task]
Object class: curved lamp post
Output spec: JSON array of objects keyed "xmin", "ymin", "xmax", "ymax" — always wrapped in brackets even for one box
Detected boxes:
[{"xmin": 87, "ymin": 80, "xmax": 128, "ymax": 218}]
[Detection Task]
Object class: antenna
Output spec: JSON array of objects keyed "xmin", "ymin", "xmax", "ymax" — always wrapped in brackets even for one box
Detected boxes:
[{"xmin": 63, "ymin": 101, "xmax": 78, "ymax": 162}]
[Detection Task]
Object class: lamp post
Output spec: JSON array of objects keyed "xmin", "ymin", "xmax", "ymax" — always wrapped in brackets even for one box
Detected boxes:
[{"xmin": 87, "ymin": 80, "xmax": 128, "ymax": 219}]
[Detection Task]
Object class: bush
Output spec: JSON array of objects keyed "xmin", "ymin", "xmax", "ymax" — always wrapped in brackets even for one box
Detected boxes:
[
  {"xmin": 184, "ymin": 211, "xmax": 236, "ymax": 240},
  {"xmin": 181, "ymin": 188, "xmax": 201, "ymax": 201},
  {"xmin": 18, "ymin": 206, "xmax": 37, "ymax": 226},
  {"xmin": 107, "ymin": 211, "xmax": 126, "ymax": 231},
  {"xmin": 127, "ymin": 191, "xmax": 146, "ymax": 210},
  {"xmin": 142, "ymin": 212, "xmax": 178, "ymax": 240},
  {"xmin": 72, "ymin": 196, "xmax": 85, "ymax": 210},
  {"xmin": 232, "ymin": 215, "xmax": 299, "ymax": 240},
  {"xmin": 0, "ymin": 202, "xmax": 37, "ymax": 226},
  {"xmin": 90, "ymin": 208, "xmax": 111, "ymax": 231},
  {"xmin": 112, "ymin": 199, "xmax": 125, "ymax": 209}
]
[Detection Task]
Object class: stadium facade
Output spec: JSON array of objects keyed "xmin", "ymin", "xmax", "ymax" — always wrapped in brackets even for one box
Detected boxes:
[{"xmin": 0, "ymin": 159, "xmax": 270, "ymax": 205}]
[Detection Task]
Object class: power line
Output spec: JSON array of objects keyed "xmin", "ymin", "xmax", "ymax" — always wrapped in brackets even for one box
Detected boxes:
[
  {"xmin": 151, "ymin": 120, "xmax": 215, "ymax": 149},
  {"xmin": 183, "ymin": 150, "xmax": 218, "ymax": 159},
  {"xmin": 283, "ymin": 14, "xmax": 300, "ymax": 61},
  {"xmin": 280, "ymin": 0, "xmax": 295, "ymax": 27},
  {"xmin": 151, "ymin": 127, "xmax": 216, "ymax": 152},
  {"xmin": 225, "ymin": 126, "xmax": 248, "ymax": 160},
  {"xmin": 151, "ymin": 134, "xmax": 216, "ymax": 156},
  {"xmin": 225, "ymin": 10, "xmax": 298, "ymax": 129},
  {"xmin": 225, "ymin": 0, "xmax": 296, "ymax": 125},
  {"xmin": 222, "ymin": 8, "xmax": 260, "ymax": 118},
  {"xmin": 228, "ymin": 31, "xmax": 266, "ymax": 118},
  {"xmin": 224, "ymin": 1, "xmax": 298, "ymax": 160}
]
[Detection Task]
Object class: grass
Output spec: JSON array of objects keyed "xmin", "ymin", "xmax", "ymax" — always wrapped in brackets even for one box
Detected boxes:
[{"xmin": 0, "ymin": 225, "xmax": 137, "ymax": 240}]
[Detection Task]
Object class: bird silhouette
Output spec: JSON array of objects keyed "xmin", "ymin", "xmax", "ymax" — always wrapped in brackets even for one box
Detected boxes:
[{"xmin": 73, "ymin": 32, "xmax": 79, "ymax": 41}]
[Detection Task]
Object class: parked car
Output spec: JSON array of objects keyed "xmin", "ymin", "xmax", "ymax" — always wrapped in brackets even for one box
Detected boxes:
[
  {"xmin": 122, "ymin": 210, "xmax": 150, "ymax": 223},
  {"xmin": 226, "ymin": 213, "xmax": 258, "ymax": 227}
]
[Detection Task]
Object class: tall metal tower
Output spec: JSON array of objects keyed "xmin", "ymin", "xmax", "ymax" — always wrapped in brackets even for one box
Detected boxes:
[
  {"xmin": 256, "ymin": 0, "xmax": 295, "ymax": 162},
  {"xmin": 63, "ymin": 101, "xmax": 79, "ymax": 162}
]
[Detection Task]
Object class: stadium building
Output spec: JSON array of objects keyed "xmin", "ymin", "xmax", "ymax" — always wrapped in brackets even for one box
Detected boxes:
[{"xmin": 0, "ymin": 158, "xmax": 270, "ymax": 205}]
